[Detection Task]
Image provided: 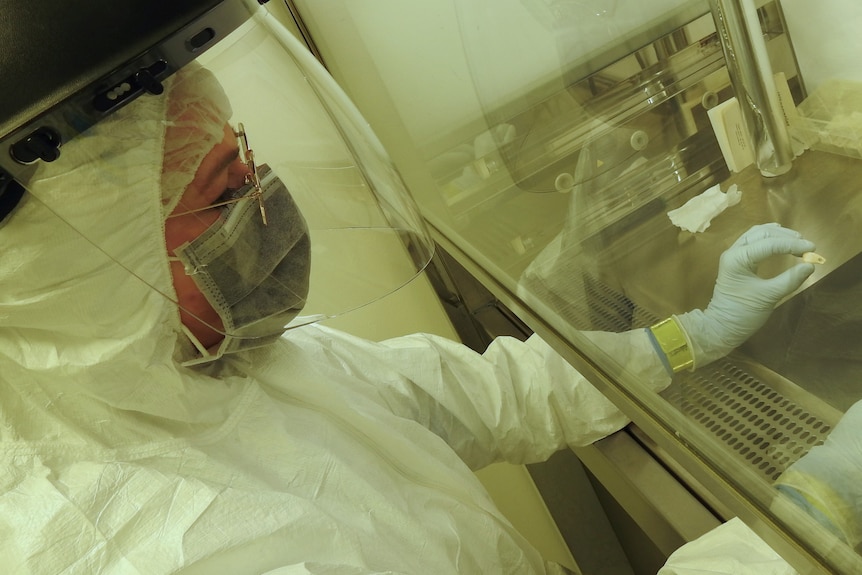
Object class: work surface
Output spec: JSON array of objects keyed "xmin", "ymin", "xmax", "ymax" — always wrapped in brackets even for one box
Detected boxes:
[{"xmin": 605, "ymin": 149, "xmax": 862, "ymax": 413}]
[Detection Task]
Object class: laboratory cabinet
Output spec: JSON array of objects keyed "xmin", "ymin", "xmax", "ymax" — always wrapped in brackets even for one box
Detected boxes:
[{"xmin": 286, "ymin": 1, "xmax": 862, "ymax": 573}]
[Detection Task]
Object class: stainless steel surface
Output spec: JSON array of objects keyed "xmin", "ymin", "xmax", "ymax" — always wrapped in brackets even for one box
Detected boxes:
[
  {"xmin": 744, "ymin": 248, "xmax": 862, "ymax": 412},
  {"xmin": 610, "ymin": 149, "xmax": 862, "ymax": 321},
  {"xmin": 708, "ymin": 0, "xmax": 794, "ymax": 176},
  {"xmin": 573, "ymin": 430, "xmax": 722, "ymax": 556}
]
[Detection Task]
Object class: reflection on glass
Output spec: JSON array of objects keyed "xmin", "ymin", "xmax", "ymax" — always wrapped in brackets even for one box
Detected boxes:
[{"xmin": 449, "ymin": 2, "xmax": 862, "ymax": 571}]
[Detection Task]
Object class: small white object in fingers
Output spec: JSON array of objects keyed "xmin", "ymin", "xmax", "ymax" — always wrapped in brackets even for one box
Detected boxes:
[{"xmin": 801, "ymin": 252, "xmax": 826, "ymax": 264}]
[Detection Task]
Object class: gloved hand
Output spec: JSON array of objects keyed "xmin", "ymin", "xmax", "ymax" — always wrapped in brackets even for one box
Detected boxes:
[
  {"xmin": 775, "ymin": 398, "xmax": 862, "ymax": 548},
  {"xmin": 675, "ymin": 223, "xmax": 816, "ymax": 368}
]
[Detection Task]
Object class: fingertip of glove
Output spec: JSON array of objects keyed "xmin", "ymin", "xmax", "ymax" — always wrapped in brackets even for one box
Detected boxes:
[
  {"xmin": 791, "ymin": 262, "xmax": 816, "ymax": 283},
  {"xmin": 800, "ymin": 239, "xmax": 816, "ymax": 253},
  {"xmin": 781, "ymin": 237, "xmax": 815, "ymax": 255}
]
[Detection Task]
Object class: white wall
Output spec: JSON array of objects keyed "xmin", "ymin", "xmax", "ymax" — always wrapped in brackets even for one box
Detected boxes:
[{"xmin": 781, "ymin": 0, "xmax": 862, "ymax": 93}]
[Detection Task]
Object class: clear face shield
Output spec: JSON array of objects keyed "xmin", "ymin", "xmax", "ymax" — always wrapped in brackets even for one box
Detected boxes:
[{"xmin": 6, "ymin": 7, "xmax": 435, "ymax": 364}]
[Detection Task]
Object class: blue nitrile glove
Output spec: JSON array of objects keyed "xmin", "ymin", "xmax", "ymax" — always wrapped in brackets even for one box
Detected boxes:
[
  {"xmin": 675, "ymin": 223, "xmax": 816, "ymax": 368},
  {"xmin": 774, "ymin": 399, "xmax": 862, "ymax": 548}
]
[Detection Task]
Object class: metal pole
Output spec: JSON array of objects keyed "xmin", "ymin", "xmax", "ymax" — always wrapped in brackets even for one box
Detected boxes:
[{"xmin": 710, "ymin": 0, "xmax": 794, "ymax": 177}]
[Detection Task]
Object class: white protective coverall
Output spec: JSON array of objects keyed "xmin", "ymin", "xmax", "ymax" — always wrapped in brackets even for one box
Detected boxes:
[{"xmin": 0, "ymin": 23, "xmax": 803, "ymax": 575}]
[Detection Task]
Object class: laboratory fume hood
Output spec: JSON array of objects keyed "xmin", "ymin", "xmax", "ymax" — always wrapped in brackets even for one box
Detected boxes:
[{"xmin": 285, "ymin": 1, "xmax": 862, "ymax": 573}]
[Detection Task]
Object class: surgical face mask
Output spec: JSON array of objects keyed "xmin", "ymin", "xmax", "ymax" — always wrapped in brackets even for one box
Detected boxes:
[{"xmin": 172, "ymin": 164, "xmax": 311, "ymax": 365}]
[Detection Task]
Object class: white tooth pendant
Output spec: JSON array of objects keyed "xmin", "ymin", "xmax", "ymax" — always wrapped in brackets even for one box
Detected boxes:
[{"xmin": 801, "ymin": 252, "xmax": 826, "ymax": 265}]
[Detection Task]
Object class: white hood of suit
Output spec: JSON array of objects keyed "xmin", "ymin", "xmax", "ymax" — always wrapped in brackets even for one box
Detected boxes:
[{"xmin": 0, "ymin": 61, "xmax": 247, "ymax": 440}]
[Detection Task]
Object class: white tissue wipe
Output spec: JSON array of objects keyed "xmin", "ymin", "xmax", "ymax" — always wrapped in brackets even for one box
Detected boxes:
[{"xmin": 667, "ymin": 183, "xmax": 742, "ymax": 233}]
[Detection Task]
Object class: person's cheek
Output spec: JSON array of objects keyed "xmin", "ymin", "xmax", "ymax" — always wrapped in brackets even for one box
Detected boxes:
[
  {"xmin": 165, "ymin": 211, "xmax": 220, "ymax": 255},
  {"xmin": 170, "ymin": 260, "xmax": 225, "ymax": 348},
  {"xmin": 172, "ymin": 176, "xmax": 225, "ymax": 215},
  {"xmin": 206, "ymin": 172, "xmax": 231, "ymax": 203},
  {"xmin": 228, "ymin": 158, "xmax": 252, "ymax": 190}
]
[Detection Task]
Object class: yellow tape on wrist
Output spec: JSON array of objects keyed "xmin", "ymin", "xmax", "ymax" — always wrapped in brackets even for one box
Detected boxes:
[
  {"xmin": 649, "ymin": 317, "xmax": 694, "ymax": 372},
  {"xmin": 776, "ymin": 469, "xmax": 855, "ymax": 545}
]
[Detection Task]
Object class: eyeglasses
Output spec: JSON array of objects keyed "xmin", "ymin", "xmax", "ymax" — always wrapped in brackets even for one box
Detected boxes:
[{"xmin": 168, "ymin": 122, "xmax": 268, "ymax": 225}]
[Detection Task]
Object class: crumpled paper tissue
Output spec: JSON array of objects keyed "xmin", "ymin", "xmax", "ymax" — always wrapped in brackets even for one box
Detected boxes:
[{"xmin": 667, "ymin": 183, "xmax": 742, "ymax": 233}]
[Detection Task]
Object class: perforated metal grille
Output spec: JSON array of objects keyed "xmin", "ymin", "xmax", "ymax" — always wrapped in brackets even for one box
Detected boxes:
[{"xmin": 663, "ymin": 363, "xmax": 831, "ymax": 481}]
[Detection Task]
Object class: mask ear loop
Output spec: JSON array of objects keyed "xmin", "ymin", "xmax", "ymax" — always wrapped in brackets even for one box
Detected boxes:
[
  {"xmin": 178, "ymin": 323, "xmax": 232, "ymax": 367},
  {"xmin": 180, "ymin": 323, "xmax": 212, "ymax": 357},
  {"xmin": 168, "ymin": 255, "xmax": 226, "ymax": 367}
]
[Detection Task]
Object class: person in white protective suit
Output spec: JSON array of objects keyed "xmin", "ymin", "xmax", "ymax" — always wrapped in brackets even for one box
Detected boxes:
[{"xmin": 0, "ymin": 42, "xmax": 821, "ymax": 575}]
